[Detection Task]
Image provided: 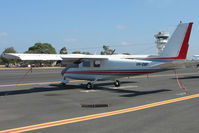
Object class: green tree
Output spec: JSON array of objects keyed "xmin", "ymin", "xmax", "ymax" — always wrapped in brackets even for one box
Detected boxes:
[
  {"xmin": 60, "ymin": 47, "xmax": 67, "ymax": 54},
  {"xmin": 25, "ymin": 42, "xmax": 56, "ymax": 54},
  {"xmin": 100, "ymin": 45, "xmax": 114, "ymax": 55},
  {"xmin": 72, "ymin": 51, "xmax": 81, "ymax": 54},
  {"xmin": 25, "ymin": 43, "xmax": 56, "ymax": 66},
  {"xmin": 81, "ymin": 52, "xmax": 91, "ymax": 55},
  {"xmin": 122, "ymin": 53, "xmax": 130, "ymax": 55},
  {"xmin": 1, "ymin": 47, "xmax": 17, "ymax": 66},
  {"xmin": 0, "ymin": 58, "xmax": 3, "ymax": 65}
]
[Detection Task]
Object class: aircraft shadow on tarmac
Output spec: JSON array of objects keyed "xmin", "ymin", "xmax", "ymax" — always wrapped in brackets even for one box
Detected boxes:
[
  {"xmin": 119, "ymin": 89, "xmax": 171, "ymax": 97},
  {"xmin": 0, "ymin": 84, "xmax": 78, "ymax": 96},
  {"xmin": 84, "ymin": 81, "xmax": 171, "ymax": 97},
  {"xmin": 0, "ymin": 81, "xmax": 134, "ymax": 96},
  {"xmin": 94, "ymin": 87, "xmax": 171, "ymax": 97},
  {"xmin": 89, "ymin": 81, "xmax": 137, "ymax": 87},
  {"xmin": 171, "ymin": 75, "xmax": 199, "ymax": 80},
  {"xmin": 0, "ymin": 81, "xmax": 171, "ymax": 97}
]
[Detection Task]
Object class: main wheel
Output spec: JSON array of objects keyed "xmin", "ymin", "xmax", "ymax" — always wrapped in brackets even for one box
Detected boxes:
[
  {"xmin": 114, "ymin": 80, "xmax": 120, "ymax": 87},
  {"xmin": 60, "ymin": 83, "xmax": 66, "ymax": 86},
  {"xmin": 86, "ymin": 82, "xmax": 94, "ymax": 89}
]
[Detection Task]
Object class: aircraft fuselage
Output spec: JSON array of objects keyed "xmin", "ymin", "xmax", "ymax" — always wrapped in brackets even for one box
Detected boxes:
[{"xmin": 63, "ymin": 58, "xmax": 164, "ymax": 81}]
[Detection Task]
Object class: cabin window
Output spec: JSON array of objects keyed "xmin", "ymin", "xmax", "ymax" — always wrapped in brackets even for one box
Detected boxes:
[
  {"xmin": 82, "ymin": 60, "xmax": 91, "ymax": 67},
  {"xmin": 94, "ymin": 60, "xmax": 100, "ymax": 67}
]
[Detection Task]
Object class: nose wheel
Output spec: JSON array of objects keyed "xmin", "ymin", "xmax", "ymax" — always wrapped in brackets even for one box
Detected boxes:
[
  {"xmin": 114, "ymin": 80, "xmax": 120, "ymax": 87},
  {"xmin": 86, "ymin": 82, "xmax": 94, "ymax": 89},
  {"xmin": 86, "ymin": 79, "xmax": 98, "ymax": 89}
]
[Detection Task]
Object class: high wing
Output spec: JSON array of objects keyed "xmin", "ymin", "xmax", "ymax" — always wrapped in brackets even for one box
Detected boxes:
[
  {"xmin": 2, "ymin": 53, "xmax": 150, "ymax": 64},
  {"xmin": 3, "ymin": 53, "xmax": 63, "ymax": 60},
  {"xmin": 2, "ymin": 53, "xmax": 109, "ymax": 63}
]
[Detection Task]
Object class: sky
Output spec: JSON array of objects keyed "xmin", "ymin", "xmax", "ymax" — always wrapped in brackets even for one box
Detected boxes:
[{"xmin": 0, "ymin": 0, "xmax": 198, "ymax": 59}]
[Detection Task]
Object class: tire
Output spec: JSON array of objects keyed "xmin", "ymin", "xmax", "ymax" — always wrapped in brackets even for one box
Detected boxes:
[
  {"xmin": 60, "ymin": 83, "xmax": 66, "ymax": 86},
  {"xmin": 114, "ymin": 80, "xmax": 120, "ymax": 87},
  {"xmin": 86, "ymin": 82, "xmax": 94, "ymax": 89}
]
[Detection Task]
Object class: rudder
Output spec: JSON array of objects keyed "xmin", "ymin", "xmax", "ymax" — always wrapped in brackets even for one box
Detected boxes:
[{"xmin": 159, "ymin": 22, "xmax": 193, "ymax": 60}]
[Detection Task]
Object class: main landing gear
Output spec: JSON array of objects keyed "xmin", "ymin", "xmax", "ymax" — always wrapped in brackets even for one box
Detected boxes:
[
  {"xmin": 61, "ymin": 78, "xmax": 69, "ymax": 86},
  {"xmin": 86, "ymin": 80, "xmax": 121, "ymax": 89}
]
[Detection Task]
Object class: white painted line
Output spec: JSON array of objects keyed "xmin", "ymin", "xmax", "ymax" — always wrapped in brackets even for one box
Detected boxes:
[
  {"xmin": 111, "ymin": 86, "xmax": 138, "ymax": 89},
  {"xmin": 176, "ymin": 92, "xmax": 187, "ymax": 96},
  {"xmin": 80, "ymin": 90, "xmax": 99, "ymax": 93}
]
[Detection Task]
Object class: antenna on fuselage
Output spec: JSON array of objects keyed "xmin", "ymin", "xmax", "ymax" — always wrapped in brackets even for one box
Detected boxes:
[
  {"xmin": 94, "ymin": 47, "xmax": 99, "ymax": 55},
  {"xmin": 111, "ymin": 49, "xmax": 116, "ymax": 55}
]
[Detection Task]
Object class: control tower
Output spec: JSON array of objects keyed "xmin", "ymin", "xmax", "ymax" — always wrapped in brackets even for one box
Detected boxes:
[{"xmin": 154, "ymin": 32, "xmax": 170, "ymax": 55}]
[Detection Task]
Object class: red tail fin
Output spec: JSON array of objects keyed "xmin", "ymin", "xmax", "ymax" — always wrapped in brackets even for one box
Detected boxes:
[{"xmin": 177, "ymin": 22, "xmax": 193, "ymax": 59}]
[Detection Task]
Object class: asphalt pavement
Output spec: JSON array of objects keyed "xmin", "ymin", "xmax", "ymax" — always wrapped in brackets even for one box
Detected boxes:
[{"xmin": 0, "ymin": 68, "xmax": 199, "ymax": 133}]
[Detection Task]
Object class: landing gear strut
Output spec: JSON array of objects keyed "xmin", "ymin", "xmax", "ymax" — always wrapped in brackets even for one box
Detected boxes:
[
  {"xmin": 61, "ymin": 78, "xmax": 69, "ymax": 86},
  {"xmin": 114, "ymin": 80, "xmax": 120, "ymax": 87}
]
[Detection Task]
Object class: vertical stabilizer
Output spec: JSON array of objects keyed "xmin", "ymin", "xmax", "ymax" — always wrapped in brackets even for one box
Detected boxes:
[{"xmin": 159, "ymin": 22, "xmax": 193, "ymax": 59}]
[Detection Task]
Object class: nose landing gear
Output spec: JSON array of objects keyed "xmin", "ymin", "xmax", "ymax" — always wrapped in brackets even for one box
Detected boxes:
[
  {"xmin": 86, "ymin": 82, "xmax": 94, "ymax": 89},
  {"xmin": 86, "ymin": 79, "xmax": 98, "ymax": 89},
  {"xmin": 114, "ymin": 80, "xmax": 120, "ymax": 87}
]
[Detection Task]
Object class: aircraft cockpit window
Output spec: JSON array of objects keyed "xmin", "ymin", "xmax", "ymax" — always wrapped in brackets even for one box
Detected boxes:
[
  {"xmin": 82, "ymin": 60, "xmax": 91, "ymax": 67},
  {"xmin": 94, "ymin": 60, "xmax": 100, "ymax": 67}
]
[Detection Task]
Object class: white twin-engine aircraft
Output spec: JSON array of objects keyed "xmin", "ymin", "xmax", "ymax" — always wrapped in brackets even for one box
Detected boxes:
[{"xmin": 4, "ymin": 22, "xmax": 193, "ymax": 89}]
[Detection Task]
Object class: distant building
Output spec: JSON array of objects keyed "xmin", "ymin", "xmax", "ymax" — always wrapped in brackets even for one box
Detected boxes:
[{"xmin": 154, "ymin": 32, "xmax": 170, "ymax": 55}]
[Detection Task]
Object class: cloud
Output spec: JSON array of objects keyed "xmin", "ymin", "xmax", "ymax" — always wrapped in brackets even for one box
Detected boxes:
[
  {"xmin": 116, "ymin": 25, "xmax": 127, "ymax": 30},
  {"xmin": 0, "ymin": 41, "xmax": 14, "ymax": 46},
  {"xmin": 121, "ymin": 41, "xmax": 132, "ymax": 46},
  {"xmin": 0, "ymin": 32, "xmax": 8, "ymax": 37},
  {"xmin": 66, "ymin": 38, "xmax": 77, "ymax": 43}
]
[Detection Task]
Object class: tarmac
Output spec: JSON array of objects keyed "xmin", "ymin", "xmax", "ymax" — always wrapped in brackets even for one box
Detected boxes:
[{"xmin": 0, "ymin": 67, "xmax": 199, "ymax": 133}]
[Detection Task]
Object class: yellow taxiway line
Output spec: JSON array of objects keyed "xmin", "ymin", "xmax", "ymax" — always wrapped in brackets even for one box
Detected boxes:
[
  {"xmin": 0, "ymin": 80, "xmax": 85, "ymax": 87},
  {"xmin": 0, "ymin": 93, "xmax": 199, "ymax": 133},
  {"xmin": 0, "ymin": 81, "xmax": 60, "ymax": 87}
]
